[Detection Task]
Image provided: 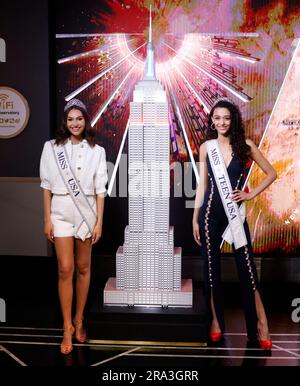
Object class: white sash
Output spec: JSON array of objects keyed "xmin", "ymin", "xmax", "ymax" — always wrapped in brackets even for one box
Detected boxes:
[
  {"xmin": 205, "ymin": 139, "xmax": 247, "ymax": 249},
  {"xmin": 51, "ymin": 142, "xmax": 97, "ymax": 241}
]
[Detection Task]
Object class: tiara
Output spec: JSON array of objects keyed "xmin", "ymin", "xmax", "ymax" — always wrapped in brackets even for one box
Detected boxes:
[
  {"xmin": 211, "ymin": 96, "xmax": 234, "ymax": 108},
  {"xmin": 64, "ymin": 98, "xmax": 87, "ymax": 112}
]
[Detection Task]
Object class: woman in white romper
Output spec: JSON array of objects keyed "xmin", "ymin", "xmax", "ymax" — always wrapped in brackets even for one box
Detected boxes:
[{"xmin": 40, "ymin": 99, "xmax": 107, "ymax": 354}]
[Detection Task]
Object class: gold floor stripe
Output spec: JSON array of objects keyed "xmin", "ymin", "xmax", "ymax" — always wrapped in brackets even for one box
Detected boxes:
[{"xmin": 87, "ymin": 339, "xmax": 207, "ymax": 347}]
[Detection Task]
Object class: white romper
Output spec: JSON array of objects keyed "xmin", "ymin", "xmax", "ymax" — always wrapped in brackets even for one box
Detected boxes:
[{"xmin": 40, "ymin": 139, "xmax": 107, "ymax": 240}]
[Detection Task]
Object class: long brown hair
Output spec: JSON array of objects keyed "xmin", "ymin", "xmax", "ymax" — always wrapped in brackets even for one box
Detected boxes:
[
  {"xmin": 206, "ymin": 99, "xmax": 251, "ymax": 165},
  {"xmin": 55, "ymin": 105, "xmax": 96, "ymax": 146}
]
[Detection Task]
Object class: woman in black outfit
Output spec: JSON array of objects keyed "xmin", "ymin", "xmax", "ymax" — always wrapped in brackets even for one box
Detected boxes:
[{"xmin": 192, "ymin": 98, "xmax": 277, "ymax": 349}]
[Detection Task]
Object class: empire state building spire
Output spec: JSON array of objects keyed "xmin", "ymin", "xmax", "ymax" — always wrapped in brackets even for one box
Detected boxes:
[{"xmin": 144, "ymin": 5, "xmax": 156, "ymax": 80}]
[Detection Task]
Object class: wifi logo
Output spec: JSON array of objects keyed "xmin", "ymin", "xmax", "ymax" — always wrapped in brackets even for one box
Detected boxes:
[
  {"xmin": 0, "ymin": 38, "xmax": 5, "ymax": 62},
  {"xmin": 0, "ymin": 94, "xmax": 13, "ymax": 109},
  {"xmin": 0, "ymin": 94, "xmax": 9, "ymax": 102}
]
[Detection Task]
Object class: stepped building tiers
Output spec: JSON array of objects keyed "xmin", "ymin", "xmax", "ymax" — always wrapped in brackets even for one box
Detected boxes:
[{"xmin": 104, "ymin": 7, "xmax": 192, "ymax": 306}]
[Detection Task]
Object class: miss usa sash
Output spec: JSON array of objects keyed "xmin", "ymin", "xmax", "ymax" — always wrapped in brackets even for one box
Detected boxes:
[
  {"xmin": 205, "ymin": 139, "xmax": 247, "ymax": 249},
  {"xmin": 51, "ymin": 142, "xmax": 97, "ymax": 241}
]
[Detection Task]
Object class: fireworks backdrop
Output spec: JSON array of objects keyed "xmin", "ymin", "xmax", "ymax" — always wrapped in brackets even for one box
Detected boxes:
[{"xmin": 55, "ymin": 0, "xmax": 300, "ymax": 255}]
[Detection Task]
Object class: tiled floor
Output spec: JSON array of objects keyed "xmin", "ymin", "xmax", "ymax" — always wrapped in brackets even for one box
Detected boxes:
[
  {"xmin": 0, "ymin": 256, "xmax": 299, "ymax": 375},
  {"xmin": 0, "ymin": 295, "xmax": 300, "ymax": 368},
  {"xmin": 0, "ymin": 327, "xmax": 299, "ymax": 367}
]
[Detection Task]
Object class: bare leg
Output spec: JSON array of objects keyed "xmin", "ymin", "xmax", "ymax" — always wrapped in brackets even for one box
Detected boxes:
[
  {"xmin": 73, "ymin": 238, "xmax": 92, "ymax": 342},
  {"xmin": 255, "ymin": 290, "xmax": 270, "ymax": 340},
  {"xmin": 54, "ymin": 237, "xmax": 75, "ymax": 353},
  {"xmin": 210, "ymin": 289, "xmax": 221, "ymax": 333}
]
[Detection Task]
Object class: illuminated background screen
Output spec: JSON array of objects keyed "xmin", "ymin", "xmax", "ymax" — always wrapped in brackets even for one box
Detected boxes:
[{"xmin": 55, "ymin": 0, "xmax": 300, "ymax": 256}]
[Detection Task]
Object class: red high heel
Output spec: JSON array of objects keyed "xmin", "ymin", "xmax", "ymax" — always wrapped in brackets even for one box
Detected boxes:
[
  {"xmin": 257, "ymin": 323, "xmax": 272, "ymax": 350},
  {"xmin": 210, "ymin": 331, "xmax": 222, "ymax": 342},
  {"xmin": 259, "ymin": 339, "xmax": 272, "ymax": 350}
]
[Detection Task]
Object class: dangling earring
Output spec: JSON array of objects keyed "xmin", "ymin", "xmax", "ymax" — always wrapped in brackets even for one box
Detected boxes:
[{"xmin": 210, "ymin": 123, "xmax": 216, "ymax": 130}]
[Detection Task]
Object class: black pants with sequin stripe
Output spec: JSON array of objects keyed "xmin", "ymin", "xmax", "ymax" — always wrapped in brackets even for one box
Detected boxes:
[{"xmin": 199, "ymin": 215, "xmax": 263, "ymax": 341}]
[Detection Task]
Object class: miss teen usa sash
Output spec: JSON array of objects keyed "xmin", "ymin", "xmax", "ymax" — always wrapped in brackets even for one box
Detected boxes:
[
  {"xmin": 205, "ymin": 139, "xmax": 247, "ymax": 249},
  {"xmin": 51, "ymin": 142, "xmax": 97, "ymax": 241}
]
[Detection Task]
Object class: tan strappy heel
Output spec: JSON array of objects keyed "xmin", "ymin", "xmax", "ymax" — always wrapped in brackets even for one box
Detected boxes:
[
  {"xmin": 61, "ymin": 324, "xmax": 75, "ymax": 355},
  {"xmin": 73, "ymin": 318, "xmax": 87, "ymax": 343}
]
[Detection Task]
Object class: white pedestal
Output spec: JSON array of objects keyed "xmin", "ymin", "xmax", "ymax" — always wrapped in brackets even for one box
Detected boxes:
[{"xmin": 104, "ymin": 277, "xmax": 193, "ymax": 307}]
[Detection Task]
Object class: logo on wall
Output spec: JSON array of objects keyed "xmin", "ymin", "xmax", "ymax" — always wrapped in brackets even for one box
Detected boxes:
[
  {"xmin": 0, "ymin": 38, "xmax": 5, "ymax": 62},
  {"xmin": 0, "ymin": 87, "xmax": 30, "ymax": 138}
]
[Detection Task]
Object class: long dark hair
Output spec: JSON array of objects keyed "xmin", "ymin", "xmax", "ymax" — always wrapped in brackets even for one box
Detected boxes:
[
  {"xmin": 205, "ymin": 99, "xmax": 251, "ymax": 165},
  {"xmin": 55, "ymin": 105, "xmax": 96, "ymax": 146}
]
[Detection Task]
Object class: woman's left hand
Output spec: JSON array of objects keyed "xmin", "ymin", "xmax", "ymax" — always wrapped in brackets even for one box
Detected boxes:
[
  {"xmin": 91, "ymin": 223, "xmax": 102, "ymax": 245},
  {"xmin": 230, "ymin": 190, "xmax": 253, "ymax": 202}
]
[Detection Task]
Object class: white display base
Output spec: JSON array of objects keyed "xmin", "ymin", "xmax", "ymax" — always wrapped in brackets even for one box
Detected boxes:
[{"xmin": 103, "ymin": 277, "xmax": 193, "ymax": 307}]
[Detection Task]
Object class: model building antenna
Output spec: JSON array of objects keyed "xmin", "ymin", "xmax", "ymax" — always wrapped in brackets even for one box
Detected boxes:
[{"xmin": 144, "ymin": 3, "xmax": 156, "ymax": 80}]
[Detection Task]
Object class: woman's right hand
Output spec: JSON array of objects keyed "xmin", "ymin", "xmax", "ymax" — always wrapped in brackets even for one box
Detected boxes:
[
  {"xmin": 44, "ymin": 220, "xmax": 54, "ymax": 243},
  {"xmin": 192, "ymin": 220, "xmax": 201, "ymax": 246}
]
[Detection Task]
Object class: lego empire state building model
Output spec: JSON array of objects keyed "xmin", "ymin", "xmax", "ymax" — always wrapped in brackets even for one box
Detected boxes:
[{"xmin": 104, "ymin": 7, "xmax": 193, "ymax": 307}]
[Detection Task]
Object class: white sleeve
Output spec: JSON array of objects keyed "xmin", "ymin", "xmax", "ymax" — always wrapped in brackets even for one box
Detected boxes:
[
  {"xmin": 39, "ymin": 141, "xmax": 51, "ymax": 190},
  {"xmin": 95, "ymin": 147, "xmax": 108, "ymax": 194}
]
